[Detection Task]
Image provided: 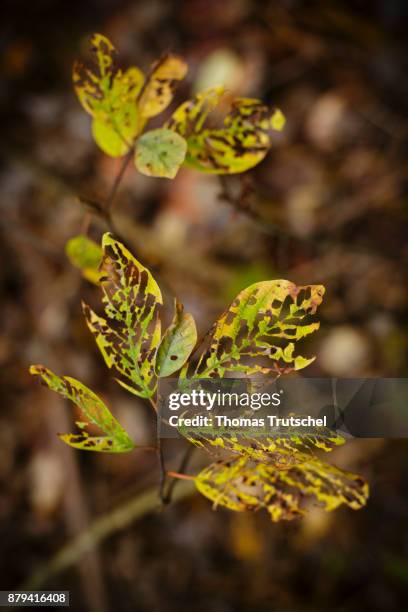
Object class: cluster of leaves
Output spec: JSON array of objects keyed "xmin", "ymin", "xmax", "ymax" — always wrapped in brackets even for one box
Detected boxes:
[
  {"xmin": 196, "ymin": 456, "xmax": 368, "ymax": 522},
  {"xmin": 73, "ymin": 34, "xmax": 285, "ymax": 178},
  {"xmin": 186, "ymin": 425, "xmax": 367, "ymax": 521},
  {"xmin": 31, "ymin": 234, "xmax": 368, "ymax": 521},
  {"xmin": 31, "ymin": 33, "xmax": 369, "ymax": 522}
]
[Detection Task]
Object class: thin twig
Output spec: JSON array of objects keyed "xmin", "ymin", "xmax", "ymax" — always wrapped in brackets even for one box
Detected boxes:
[
  {"xmin": 157, "ymin": 437, "xmax": 167, "ymax": 504},
  {"xmin": 218, "ymin": 175, "xmax": 263, "ymax": 226},
  {"xmin": 77, "ymin": 195, "xmax": 129, "ymax": 251},
  {"xmin": 166, "ymin": 471, "xmax": 195, "ymax": 481},
  {"xmin": 149, "ymin": 396, "xmax": 167, "ymax": 504},
  {"xmin": 78, "ymin": 142, "xmax": 134, "ymax": 243},
  {"xmin": 136, "ymin": 51, "xmax": 171, "ymax": 103},
  {"xmin": 104, "ymin": 146, "xmax": 135, "ymax": 216},
  {"xmin": 80, "ymin": 212, "xmax": 92, "ymax": 236},
  {"xmin": 164, "ymin": 445, "xmax": 196, "ymax": 504},
  {"xmin": 77, "ymin": 196, "xmax": 117, "ymax": 235}
]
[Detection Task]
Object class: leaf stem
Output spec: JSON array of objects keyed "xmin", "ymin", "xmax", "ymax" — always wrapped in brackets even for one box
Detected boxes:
[
  {"xmin": 164, "ymin": 445, "xmax": 195, "ymax": 503},
  {"xmin": 167, "ymin": 470, "xmax": 195, "ymax": 481}
]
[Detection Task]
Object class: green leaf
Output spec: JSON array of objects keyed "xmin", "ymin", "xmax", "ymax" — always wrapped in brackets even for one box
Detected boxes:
[
  {"xmin": 73, "ymin": 34, "xmax": 144, "ymax": 156},
  {"xmin": 183, "ymin": 280, "xmax": 325, "ymax": 379},
  {"xmin": 135, "ymin": 128, "xmax": 187, "ymax": 178},
  {"xmin": 138, "ymin": 54, "xmax": 187, "ymax": 119},
  {"xmin": 167, "ymin": 89, "xmax": 285, "ymax": 174},
  {"xmin": 156, "ymin": 300, "xmax": 197, "ymax": 377},
  {"xmin": 29, "ymin": 365, "xmax": 134, "ymax": 452},
  {"xmin": 195, "ymin": 456, "xmax": 369, "ymax": 521},
  {"xmin": 82, "ymin": 233, "xmax": 162, "ymax": 398},
  {"xmin": 65, "ymin": 234, "xmax": 103, "ymax": 284},
  {"xmin": 91, "ymin": 106, "xmax": 138, "ymax": 158}
]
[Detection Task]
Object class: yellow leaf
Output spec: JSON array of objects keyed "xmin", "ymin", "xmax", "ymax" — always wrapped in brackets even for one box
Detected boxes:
[
  {"xmin": 270, "ymin": 108, "xmax": 286, "ymax": 131},
  {"xmin": 82, "ymin": 233, "xmax": 163, "ymax": 398},
  {"xmin": 185, "ymin": 280, "xmax": 325, "ymax": 378},
  {"xmin": 167, "ymin": 91, "xmax": 286, "ymax": 174},
  {"xmin": 73, "ymin": 34, "xmax": 144, "ymax": 156},
  {"xmin": 195, "ymin": 456, "xmax": 369, "ymax": 521},
  {"xmin": 138, "ymin": 55, "xmax": 187, "ymax": 118},
  {"xmin": 30, "ymin": 365, "xmax": 134, "ymax": 452}
]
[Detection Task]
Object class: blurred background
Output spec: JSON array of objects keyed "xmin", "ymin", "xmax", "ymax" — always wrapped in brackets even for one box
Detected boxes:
[{"xmin": 1, "ymin": 0, "xmax": 407, "ymax": 610}]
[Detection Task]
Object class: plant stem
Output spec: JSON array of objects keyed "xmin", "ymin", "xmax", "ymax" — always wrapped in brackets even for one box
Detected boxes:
[
  {"xmin": 164, "ymin": 445, "xmax": 195, "ymax": 503},
  {"xmin": 157, "ymin": 436, "xmax": 167, "ymax": 504},
  {"xmin": 166, "ymin": 471, "xmax": 195, "ymax": 481},
  {"xmin": 149, "ymin": 396, "xmax": 167, "ymax": 503},
  {"xmin": 78, "ymin": 144, "xmax": 134, "ymax": 244},
  {"xmin": 23, "ymin": 479, "xmax": 196, "ymax": 590},
  {"xmin": 104, "ymin": 146, "xmax": 135, "ymax": 216}
]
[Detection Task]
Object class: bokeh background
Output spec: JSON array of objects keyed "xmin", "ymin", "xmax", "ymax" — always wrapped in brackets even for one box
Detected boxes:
[{"xmin": 1, "ymin": 1, "xmax": 407, "ymax": 610}]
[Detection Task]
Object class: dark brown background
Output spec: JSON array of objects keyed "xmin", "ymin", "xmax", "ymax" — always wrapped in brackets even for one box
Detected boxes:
[{"xmin": 1, "ymin": 1, "xmax": 407, "ymax": 610}]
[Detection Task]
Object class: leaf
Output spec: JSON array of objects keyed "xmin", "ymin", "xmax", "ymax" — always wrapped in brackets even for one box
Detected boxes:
[
  {"xmin": 183, "ymin": 426, "xmax": 345, "ymax": 468},
  {"xmin": 184, "ymin": 280, "xmax": 325, "ymax": 379},
  {"xmin": 73, "ymin": 34, "xmax": 144, "ymax": 156},
  {"xmin": 29, "ymin": 365, "xmax": 134, "ymax": 452},
  {"xmin": 167, "ymin": 89, "xmax": 285, "ymax": 174},
  {"xmin": 270, "ymin": 108, "xmax": 286, "ymax": 131},
  {"xmin": 195, "ymin": 456, "xmax": 369, "ymax": 521},
  {"xmin": 135, "ymin": 128, "xmax": 187, "ymax": 178},
  {"xmin": 73, "ymin": 34, "xmax": 116, "ymax": 116},
  {"xmin": 91, "ymin": 108, "xmax": 137, "ymax": 158},
  {"xmin": 138, "ymin": 55, "xmax": 187, "ymax": 119},
  {"xmin": 65, "ymin": 235, "xmax": 103, "ymax": 284},
  {"xmin": 156, "ymin": 300, "xmax": 197, "ymax": 377},
  {"xmin": 166, "ymin": 86, "xmax": 225, "ymax": 136},
  {"xmin": 82, "ymin": 233, "xmax": 162, "ymax": 398}
]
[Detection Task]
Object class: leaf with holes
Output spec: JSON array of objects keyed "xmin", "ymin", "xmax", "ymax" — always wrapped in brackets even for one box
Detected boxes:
[
  {"xmin": 135, "ymin": 128, "xmax": 187, "ymax": 178},
  {"xmin": 167, "ymin": 89, "xmax": 285, "ymax": 174},
  {"xmin": 65, "ymin": 234, "xmax": 103, "ymax": 284},
  {"xmin": 195, "ymin": 456, "xmax": 368, "ymax": 521},
  {"xmin": 138, "ymin": 55, "xmax": 187, "ymax": 119},
  {"xmin": 29, "ymin": 365, "xmax": 134, "ymax": 452},
  {"xmin": 183, "ymin": 280, "xmax": 325, "ymax": 379},
  {"xmin": 82, "ymin": 233, "xmax": 162, "ymax": 398},
  {"xmin": 156, "ymin": 300, "xmax": 197, "ymax": 377},
  {"xmin": 166, "ymin": 86, "xmax": 224, "ymax": 137},
  {"xmin": 182, "ymin": 425, "xmax": 345, "ymax": 468},
  {"xmin": 73, "ymin": 34, "xmax": 144, "ymax": 156}
]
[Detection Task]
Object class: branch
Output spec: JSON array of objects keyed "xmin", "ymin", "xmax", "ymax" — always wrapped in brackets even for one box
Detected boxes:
[
  {"xmin": 164, "ymin": 445, "xmax": 195, "ymax": 504},
  {"xmin": 104, "ymin": 146, "xmax": 135, "ymax": 216},
  {"xmin": 78, "ymin": 144, "xmax": 134, "ymax": 245},
  {"xmin": 156, "ymin": 436, "xmax": 167, "ymax": 504},
  {"xmin": 23, "ymin": 479, "xmax": 196, "ymax": 590},
  {"xmin": 218, "ymin": 175, "xmax": 267, "ymax": 228}
]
